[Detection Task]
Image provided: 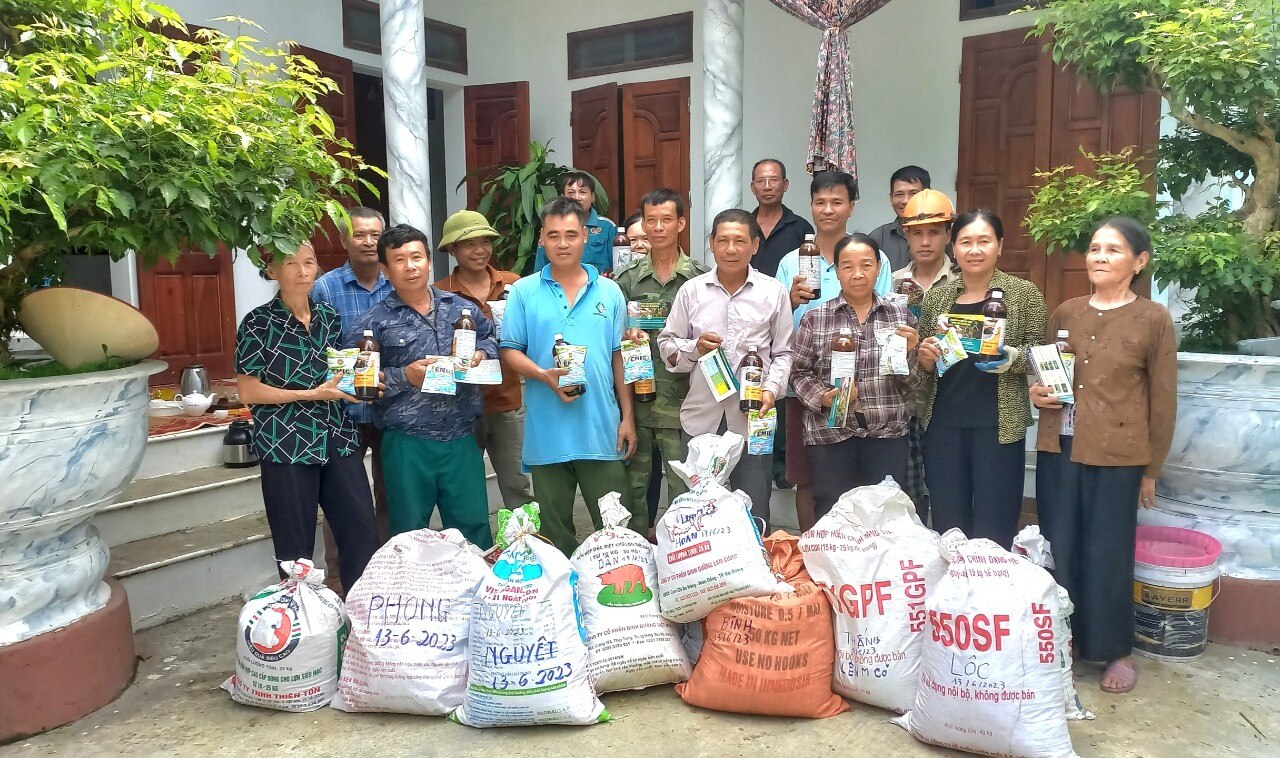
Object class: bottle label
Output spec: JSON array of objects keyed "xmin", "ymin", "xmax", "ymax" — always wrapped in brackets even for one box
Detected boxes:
[
  {"xmin": 979, "ymin": 317, "xmax": 1006, "ymax": 356},
  {"xmin": 799, "ymin": 255, "xmax": 822, "ymax": 292},
  {"xmin": 830, "ymin": 350, "xmax": 857, "ymax": 381},
  {"xmin": 353, "ymin": 350, "xmax": 379, "ymax": 390},
  {"xmin": 635, "ymin": 377, "xmax": 656, "ymax": 395},
  {"xmin": 453, "ymin": 328, "xmax": 477, "ymax": 359},
  {"xmin": 738, "ymin": 366, "xmax": 763, "ymax": 401},
  {"xmin": 613, "ymin": 244, "xmax": 633, "ymax": 272}
]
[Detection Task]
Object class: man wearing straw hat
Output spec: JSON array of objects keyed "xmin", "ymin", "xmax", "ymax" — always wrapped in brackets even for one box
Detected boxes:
[{"xmin": 436, "ymin": 210, "xmax": 533, "ymax": 509}]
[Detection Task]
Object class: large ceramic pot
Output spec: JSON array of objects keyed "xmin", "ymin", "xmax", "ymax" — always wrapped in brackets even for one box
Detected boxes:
[{"xmin": 0, "ymin": 360, "xmax": 164, "ymax": 644}]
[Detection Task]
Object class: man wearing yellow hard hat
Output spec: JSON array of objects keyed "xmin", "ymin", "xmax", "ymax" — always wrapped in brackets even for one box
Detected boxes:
[
  {"xmin": 436, "ymin": 209, "xmax": 533, "ymax": 509},
  {"xmin": 891, "ymin": 188, "xmax": 961, "ymax": 524}
]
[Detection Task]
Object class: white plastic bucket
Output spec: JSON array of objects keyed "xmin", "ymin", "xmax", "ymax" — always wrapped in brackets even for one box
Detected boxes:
[{"xmin": 1133, "ymin": 526, "xmax": 1222, "ymax": 662}]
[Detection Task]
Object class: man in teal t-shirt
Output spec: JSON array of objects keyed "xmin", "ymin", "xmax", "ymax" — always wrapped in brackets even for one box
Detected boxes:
[
  {"xmin": 500, "ymin": 197, "xmax": 638, "ymax": 555},
  {"xmin": 530, "ymin": 171, "xmax": 618, "ymax": 275}
]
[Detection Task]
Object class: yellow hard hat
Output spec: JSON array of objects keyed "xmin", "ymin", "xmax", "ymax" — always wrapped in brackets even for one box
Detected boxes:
[{"xmin": 900, "ymin": 189, "xmax": 956, "ymax": 227}]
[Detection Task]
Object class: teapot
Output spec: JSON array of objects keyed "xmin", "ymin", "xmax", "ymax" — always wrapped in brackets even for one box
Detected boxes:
[{"xmin": 174, "ymin": 391, "xmax": 218, "ymax": 416}]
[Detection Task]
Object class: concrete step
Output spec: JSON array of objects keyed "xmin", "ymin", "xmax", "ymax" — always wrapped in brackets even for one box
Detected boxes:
[
  {"xmin": 135, "ymin": 426, "xmax": 226, "ymax": 480},
  {"xmin": 94, "ymin": 465, "xmax": 264, "ymax": 547},
  {"xmin": 109, "ymin": 513, "xmax": 290, "ymax": 630}
]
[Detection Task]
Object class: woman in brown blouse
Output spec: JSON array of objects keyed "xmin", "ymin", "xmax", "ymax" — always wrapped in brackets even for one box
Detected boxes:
[{"xmin": 1031, "ymin": 216, "xmax": 1177, "ymax": 696}]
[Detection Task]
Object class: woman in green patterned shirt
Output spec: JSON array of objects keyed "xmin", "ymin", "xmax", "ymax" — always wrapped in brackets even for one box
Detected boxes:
[{"xmin": 916, "ymin": 211, "xmax": 1047, "ymax": 548}]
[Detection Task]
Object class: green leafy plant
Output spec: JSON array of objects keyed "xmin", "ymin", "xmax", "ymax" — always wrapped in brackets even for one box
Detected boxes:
[
  {"xmin": 1026, "ymin": 148, "xmax": 1157, "ymax": 254},
  {"xmin": 463, "ymin": 141, "xmax": 609, "ymax": 274},
  {"xmin": 0, "ymin": 0, "xmax": 378, "ymax": 366},
  {"xmin": 1032, "ymin": 0, "xmax": 1280, "ymax": 346}
]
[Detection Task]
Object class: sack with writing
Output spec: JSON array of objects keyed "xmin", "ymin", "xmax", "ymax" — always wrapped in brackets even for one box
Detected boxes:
[
  {"xmin": 675, "ymin": 533, "xmax": 849, "ymax": 718},
  {"xmin": 894, "ymin": 530, "xmax": 1079, "ymax": 758},
  {"xmin": 800, "ymin": 477, "xmax": 947, "ymax": 713},
  {"xmin": 656, "ymin": 432, "xmax": 790, "ymax": 623},
  {"xmin": 450, "ymin": 503, "xmax": 609, "ymax": 728},
  {"xmin": 572, "ymin": 493, "xmax": 690, "ymax": 693},
  {"xmin": 330, "ymin": 529, "xmax": 487, "ymax": 715},
  {"xmin": 221, "ymin": 559, "xmax": 347, "ymax": 712}
]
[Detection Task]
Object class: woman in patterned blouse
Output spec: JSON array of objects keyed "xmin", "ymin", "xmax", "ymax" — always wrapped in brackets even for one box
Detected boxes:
[
  {"xmin": 234, "ymin": 242, "xmax": 377, "ymax": 594},
  {"xmin": 916, "ymin": 211, "xmax": 1047, "ymax": 548},
  {"xmin": 1031, "ymin": 217, "xmax": 1177, "ymax": 695}
]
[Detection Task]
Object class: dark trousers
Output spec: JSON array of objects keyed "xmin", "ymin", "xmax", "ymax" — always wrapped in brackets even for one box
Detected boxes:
[
  {"xmin": 808, "ymin": 435, "xmax": 910, "ymax": 521},
  {"xmin": 322, "ymin": 423, "xmax": 387, "ymax": 591},
  {"xmin": 1037, "ymin": 436, "xmax": 1143, "ymax": 663},
  {"xmin": 922, "ymin": 424, "xmax": 1025, "ymax": 548},
  {"xmin": 647, "ymin": 450, "xmax": 663, "ymax": 526},
  {"xmin": 259, "ymin": 449, "xmax": 377, "ymax": 592},
  {"xmin": 773, "ymin": 400, "xmax": 788, "ymax": 481}
]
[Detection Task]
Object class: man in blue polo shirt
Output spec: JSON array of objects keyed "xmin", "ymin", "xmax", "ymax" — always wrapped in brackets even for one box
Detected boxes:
[
  {"xmin": 500, "ymin": 197, "xmax": 637, "ymax": 555},
  {"xmin": 530, "ymin": 171, "xmax": 618, "ymax": 275}
]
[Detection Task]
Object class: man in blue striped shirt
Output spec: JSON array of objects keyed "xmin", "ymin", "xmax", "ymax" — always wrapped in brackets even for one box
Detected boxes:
[{"xmin": 311, "ymin": 206, "xmax": 392, "ymax": 591}]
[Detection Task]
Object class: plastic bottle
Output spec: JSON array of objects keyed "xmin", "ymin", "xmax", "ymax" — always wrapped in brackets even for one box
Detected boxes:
[
  {"xmin": 612, "ymin": 227, "xmax": 633, "ymax": 271},
  {"xmin": 738, "ymin": 345, "xmax": 764, "ymax": 412},
  {"xmin": 896, "ymin": 277, "xmax": 925, "ymax": 318},
  {"xmin": 831, "ymin": 326, "xmax": 856, "ymax": 381},
  {"xmin": 978, "ymin": 288, "xmax": 1007, "ymax": 358},
  {"xmin": 353, "ymin": 329, "xmax": 380, "ymax": 401},
  {"xmin": 798, "ymin": 233, "xmax": 822, "ymax": 298},
  {"xmin": 1056, "ymin": 329, "xmax": 1075, "ymax": 384},
  {"xmin": 453, "ymin": 308, "xmax": 477, "ymax": 359},
  {"xmin": 553, "ymin": 333, "xmax": 586, "ymax": 397}
]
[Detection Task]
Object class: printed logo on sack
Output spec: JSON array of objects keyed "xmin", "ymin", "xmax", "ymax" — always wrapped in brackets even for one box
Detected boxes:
[
  {"xmin": 245, "ymin": 596, "xmax": 302, "ymax": 662},
  {"xmin": 596, "ymin": 563, "xmax": 653, "ymax": 607},
  {"xmin": 493, "ymin": 549, "xmax": 543, "ymax": 583}
]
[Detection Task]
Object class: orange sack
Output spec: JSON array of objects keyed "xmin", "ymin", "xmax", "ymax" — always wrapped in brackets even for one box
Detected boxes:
[{"xmin": 675, "ymin": 532, "xmax": 850, "ymax": 718}]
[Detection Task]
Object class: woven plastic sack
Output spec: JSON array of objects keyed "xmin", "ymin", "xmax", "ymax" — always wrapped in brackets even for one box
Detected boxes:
[
  {"xmin": 330, "ymin": 529, "xmax": 488, "ymax": 714},
  {"xmin": 451, "ymin": 503, "xmax": 608, "ymax": 727},
  {"xmin": 222, "ymin": 559, "xmax": 347, "ymax": 712},
  {"xmin": 656, "ymin": 432, "xmax": 789, "ymax": 623},
  {"xmin": 571, "ymin": 493, "xmax": 690, "ymax": 692},
  {"xmin": 800, "ymin": 477, "xmax": 947, "ymax": 713}
]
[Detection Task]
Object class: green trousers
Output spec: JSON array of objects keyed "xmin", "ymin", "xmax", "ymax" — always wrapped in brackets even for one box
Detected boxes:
[
  {"xmin": 530, "ymin": 459, "xmax": 636, "ymax": 556},
  {"xmin": 382, "ymin": 430, "xmax": 493, "ymax": 549},
  {"xmin": 627, "ymin": 424, "xmax": 688, "ymax": 514}
]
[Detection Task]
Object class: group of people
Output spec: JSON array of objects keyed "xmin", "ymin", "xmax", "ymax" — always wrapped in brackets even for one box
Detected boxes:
[{"xmin": 234, "ymin": 161, "xmax": 1177, "ymax": 698}]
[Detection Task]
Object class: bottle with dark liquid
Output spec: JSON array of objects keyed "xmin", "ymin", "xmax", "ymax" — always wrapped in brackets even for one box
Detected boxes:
[
  {"xmin": 979, "ymin": 288, "xmax": 1007, "ymax": 359},
  {"xmin": 798, "ymin": 233, "xmax": 821, "ymax": 299},
  {"xmin": 353, "ymin": 329, "xmax": 380, "ymax": 401},
  {"xmin": 612, "ymin": 227, "xmax": 633, "ymax": 271},
  {"xmin": 553, "ymin": 332, "xmax": 586, "ymax": 397},
  {"xmin": 896, "ymin": 277, "xmax": 924, "ymax": 318},
  {"xmin": 831, "ymin": 326, "xmax": 856, "ymax": 381},
  {"xmin": 738, "ymin": 344, "xmax": 764, "ymax": 412},
  {"xmin": 634, "ymin": 338, "xmax": 656, "ymax": 404},
  {"xmin": 453, "ymin": 308, "xmax": 477, "ymax": 359}
]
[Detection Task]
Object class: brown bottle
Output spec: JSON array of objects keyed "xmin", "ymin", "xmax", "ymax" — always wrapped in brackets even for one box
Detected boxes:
[
  {"xmin": 830, "ymin": 326, "xmax": 856, "ymax": 382},
  {"xmin": 896, "ymin": 277, "xmax": 924, "ymax": 318},
  {"xmin": 635, "ymin": 375, "xmax": 656, "ymax": 403},
  {"xmin": 798, "ymin": 233, "xmax": 821, "ymax": 298},
  {"xmin": 979, "ymin": 288, "xmax": 1008, "ymax": 358},
  {"xmin": 612, "ymin": 227, "xmax": 633, "ymax": 271},
  {"xmin": 353, "ymin": 329, "xmax": 380, "ymax": 401},
  {"xmin": 738, "ymin": 344, "xmax": 764, "ymax": 413},
  {"xmin": 453, "ymin": 308, "xmax": 477, "ymax": 359},
  {"xmin": 553, "ymin": 332, "xmax": 586, "ymax": 397}
]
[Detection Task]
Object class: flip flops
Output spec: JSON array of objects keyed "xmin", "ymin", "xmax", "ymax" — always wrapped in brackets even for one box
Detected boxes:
[{"xmin": 1101, "ymin": 659, "xmax": 1138, "ymax": 694}]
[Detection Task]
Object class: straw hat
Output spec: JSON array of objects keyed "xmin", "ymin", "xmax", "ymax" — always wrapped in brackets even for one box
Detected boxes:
[{"xmin": 438, "ymin": 210, "xmax": 500, "ymax": 250}]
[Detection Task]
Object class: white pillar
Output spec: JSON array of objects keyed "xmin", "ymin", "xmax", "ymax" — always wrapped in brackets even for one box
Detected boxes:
[
  {"xmin": 380, "ymin": 0, "xmax": 433, "ymax": 235},
  {"xmin": 703, "ymin": 0, "xmax": 745, "ymax": 228}
]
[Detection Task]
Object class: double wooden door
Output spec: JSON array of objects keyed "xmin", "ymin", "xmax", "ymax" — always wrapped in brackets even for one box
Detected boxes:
[{"xmin": 957, "ymin": 28, "xmax": 1160, "ymax": 312}]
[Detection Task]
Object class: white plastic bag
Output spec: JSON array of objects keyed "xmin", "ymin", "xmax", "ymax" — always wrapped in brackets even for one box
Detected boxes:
[
  {"xmin": 656, "ymin": 433, "xmax": 790, "ymax": 623},
  {"xmin": 451, "ymin": 503, "xmax": 609, "ymax": 728},
  {"xmin": 895, "ymin": 530, "xmax": 1079, "ymax": 758},
  {"xmin": 222, "ymin": 559, "xmax": 347, "ymax": 712},
  {"xmin": 571, "ymin": 493, "xmax": 690, "ymax": 693},
  {"xmin": 330, "ymin": 529, "xmax": 488, "ymax": 715},
  {"xmin": 800, "ymin": 478, "xmax": 947, "ymax": 713},
  {"xmin": 1013, "ymin": 525, "xmax": 1094, "ymax": 721}
]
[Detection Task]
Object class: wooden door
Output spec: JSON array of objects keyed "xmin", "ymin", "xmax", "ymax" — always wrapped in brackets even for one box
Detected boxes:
[
  {"xmin": 570, "ymin": 83, "xmax": 621, "ymax": 217},
  {"xmin": 957, "ymin": 29, "xmax": 1159, "ymax": 312},
  {"xmin": 463, "ymin": 82, "xmax": 531, "ymax": 211},
  {"xmin": 136, "ymin": 248, "xmax": 237, "ymax": 385},
  {"xmin": 621, "ymin": 77, "xmax": 691, "ymax": 251},
  {"xmin": 293, "ymin": 45, "xmax": 356, "ymax": 275},
  {"xmin": 957, "ymin": 29, "xmax": 1052, "ymax": 292}
]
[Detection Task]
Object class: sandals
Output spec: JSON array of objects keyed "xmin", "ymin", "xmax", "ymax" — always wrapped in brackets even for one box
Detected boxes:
[{"xmin": 1101, "ymin": 659, "xmax": 1138, "ymax": 694}]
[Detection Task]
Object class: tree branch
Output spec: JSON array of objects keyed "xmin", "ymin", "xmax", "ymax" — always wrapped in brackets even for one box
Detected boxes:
[{"xmin": 1160, "ymin": 83, "xmax": 1269, "ymax": 162}]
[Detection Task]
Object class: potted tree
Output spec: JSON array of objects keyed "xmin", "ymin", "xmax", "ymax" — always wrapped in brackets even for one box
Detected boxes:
[
  {"xmin": 0, "ymin": 0, "xmax": 374, "ymax": 738},
  {"xmin": 1028, "ymin": 0, "xmax": 1280, "ymax": 651}
]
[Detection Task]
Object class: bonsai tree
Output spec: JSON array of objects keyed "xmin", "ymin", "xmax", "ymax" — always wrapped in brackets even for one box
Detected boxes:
[
  {"xmin": 0, "ymin": 0, "xmax": 376, "ymax": 365},
  {"xmin": 1031, "ymin": 0, "xmax": 1280, "ymax": 349},
  {"xmin": 465, "ymin": 141, "xmax": 609, "ymax": 274}
]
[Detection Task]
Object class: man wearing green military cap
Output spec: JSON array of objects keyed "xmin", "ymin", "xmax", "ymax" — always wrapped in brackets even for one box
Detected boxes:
[
  {"xmin": 615, "ymin": 189, "xmax": 709, "ymax": 531},
  {"xmin": 436, "ymin": 209, "xmax": 532, "ymax": 509}
]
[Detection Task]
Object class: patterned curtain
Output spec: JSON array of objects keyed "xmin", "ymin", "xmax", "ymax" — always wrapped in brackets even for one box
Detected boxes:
[{"xmin": 767, "ymin": 0, "xmax": 895, "ymax": 187}]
